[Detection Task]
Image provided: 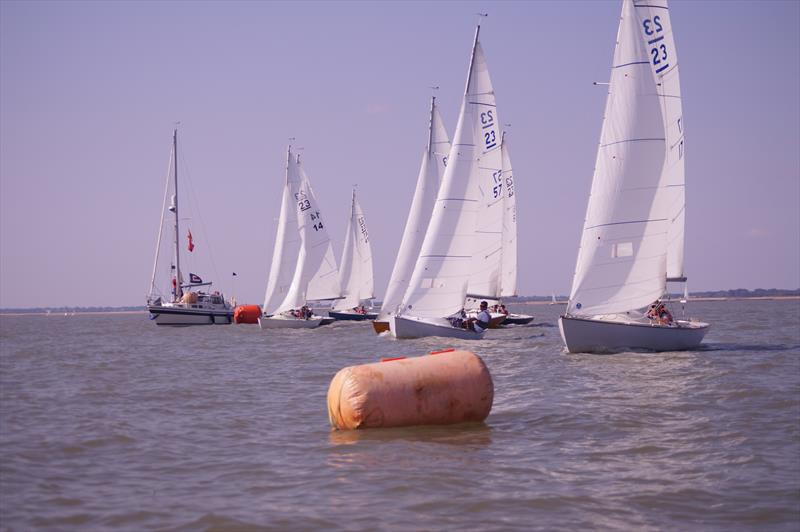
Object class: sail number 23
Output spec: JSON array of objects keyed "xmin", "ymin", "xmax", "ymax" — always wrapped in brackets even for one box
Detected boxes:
[
  {"xmin": 642, "ymin": 15, "xmax": 670, "ymax": 74},
  {"xmin": 480, "ymin": 111, "xmax": 498, "ymax": 150}
]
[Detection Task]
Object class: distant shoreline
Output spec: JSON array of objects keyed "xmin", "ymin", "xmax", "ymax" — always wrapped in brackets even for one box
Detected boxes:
[{"xmin": 1, "ymin": 296, "xmax": 798, "ymax": 316}]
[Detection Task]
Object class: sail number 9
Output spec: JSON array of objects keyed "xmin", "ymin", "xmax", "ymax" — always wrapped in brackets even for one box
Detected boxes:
[
  {"xmin": 642, "ymin": 15, "xmax": 670, "ymax": 74},
  {"xmin": 480, "ymin": 111, "xmax": 498, "ymax": 150}
]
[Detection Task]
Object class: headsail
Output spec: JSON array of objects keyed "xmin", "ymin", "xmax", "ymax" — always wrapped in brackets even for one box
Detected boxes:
[{"xmin": 377, "ymin": 97, "xmax": 451, "ymax": 322}]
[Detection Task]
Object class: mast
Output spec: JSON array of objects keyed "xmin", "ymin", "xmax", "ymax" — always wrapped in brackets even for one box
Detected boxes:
[
  {"xmin": 172, "ymin": 128, "xmax": 183, "ymax": 300},
  {"xmin": 464, "ymin": 25, "xmax": 481, "ymax": 96},
  {"xmin": 427, "ymin": 96, "xmax": 436, "ymax": 155}
]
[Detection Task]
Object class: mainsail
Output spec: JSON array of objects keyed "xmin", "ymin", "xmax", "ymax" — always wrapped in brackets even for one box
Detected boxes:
[
  {"xmin": 398, "ymin": 26, "xmax": 500, "ymax": 319},
  {"xmin": 499, "ymin": 132, "xmax": 517, "ymax": 298}
]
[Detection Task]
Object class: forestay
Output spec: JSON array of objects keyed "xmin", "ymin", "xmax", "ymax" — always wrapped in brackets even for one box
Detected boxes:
[
  {"xmin": 399, "ymin": 26, "xmax": 500, "ymax": 319},
  {"xmin": 377, "ymin": 97, "xmax": 451, "ymax": 322},
  {"xmin": 567, "ymin": 0, "xmax": 685, "ymax": 317},
  {"xmin": 332, "ymin": 189, "xmax": 374, "ymax": 311}
]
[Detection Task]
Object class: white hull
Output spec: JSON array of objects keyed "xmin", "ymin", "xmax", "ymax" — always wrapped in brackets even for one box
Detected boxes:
[
  {"xmin": 559, "ymin": 315, "xmax": 709, "ymax": 353},
  {"xmin": 148, "ymin": 305, "xmax": 233, "ymax": 326},
  {"xmin": 258, "ymin": 315, "xmax": 324, "ymax": 329},
  {"xmin": 390, "ymin": 315, "xmax": 485, "ymax": 340}
]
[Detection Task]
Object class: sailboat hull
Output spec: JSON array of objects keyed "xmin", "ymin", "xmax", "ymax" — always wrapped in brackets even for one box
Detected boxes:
[
  {"xmin": 328, "ymin": 310, "xmax": 378, "ymax": 321},
  {"xmin": 148, "ymin": 305, "xmax": 233, "ymax": 326},
  {"xmin": 559, "ymin": 315, "xmax": 709, "ymax": 354},
  {"xmin": 390, "ymin": 316, "xmax": 485, "ymax": 340},
  {"xmin": 504, "ymin": 313, "xmax": 534, "ymax": 325},
  {"xmin": 258, "ymin": 315, "xmax": 324, "ymax": 329}
]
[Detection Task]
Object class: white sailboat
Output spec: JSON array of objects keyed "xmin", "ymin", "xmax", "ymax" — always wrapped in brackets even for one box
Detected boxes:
[
  {"xmin": 481, "ymin": 132, "xmax": 534, "ymax": 326},
  {"xmin": 372, "ymin": 96, "xmax": 451, "ymax": 334},
  {"xmin": 329, "ymin": 189, "xmax": 377, "ymax": 321},
  {"xmin": 559, "ymin": 0, "xmax": 709, "ymax": 353},
  {"xmin": 259, "ymin": 148, "xmax": 341, "ymax": 329},
  {"xmin": 147, "ymin": 128, "xmax": 233, "ymax": 325},
  {"xmin": 391, "ymin": 25, "xmax": 500, "ymax": 340}
]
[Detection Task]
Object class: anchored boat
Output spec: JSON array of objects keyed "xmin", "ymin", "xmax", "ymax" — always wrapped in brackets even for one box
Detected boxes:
[{"xmin": 146, "ymin": 128, "xmax": 233, "ymax": 325}]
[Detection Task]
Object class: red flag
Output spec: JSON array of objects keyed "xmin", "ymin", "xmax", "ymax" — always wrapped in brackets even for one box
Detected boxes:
[{"xmin": 187, "ymin": 230, "xmax": 195, "ymax": 252}]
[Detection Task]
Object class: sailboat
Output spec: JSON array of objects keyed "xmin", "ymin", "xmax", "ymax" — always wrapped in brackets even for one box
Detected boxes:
[
  {"xmin": 467, "ymin": 132, "xmax": 534, "ymax": 327},
  {"xmin": 329, "ymin": 189, "xmax": 377, "ymax": 321},
  {"xmin": 372, "ymin": 95, "xmax": 451, "ymax": 334},
  {"xmin": 391, "ymin": 25, "xmax": 500, "ymax": 340},
  {"xmin": 559, "ymin": 0, "xmax": 709, "ymax": 353},
  {"xmin": 147, "ymin": 129, "xmax": 233, "ymax": 325},
  {"xmin": 259, "ymin": 147, "xmax": 341, "ymax": 329}
]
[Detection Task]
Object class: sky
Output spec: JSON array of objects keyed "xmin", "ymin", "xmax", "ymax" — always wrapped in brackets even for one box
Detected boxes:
[{"xmin": 1, "ymin": 0, "xmax": 798, "ymax": 309}]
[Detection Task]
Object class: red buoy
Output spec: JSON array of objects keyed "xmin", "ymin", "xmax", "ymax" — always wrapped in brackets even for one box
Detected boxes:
[{"xmin": 233, "ymin": 305, "xmax": 261, "ymax": 324}]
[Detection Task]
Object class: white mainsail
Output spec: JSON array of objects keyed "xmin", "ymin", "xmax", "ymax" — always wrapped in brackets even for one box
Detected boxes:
[
  {"xmin": 567, "ymin": 0, "xmax": 683, "ymax": 317},
  {"xmin": 376, "ymin": 96, "xmax": 451, "ymax": 322},
  {"xmin": 398, "ymin": 26, "xmax": 500, "ymax": 320},
  {"xmin": 499, "ymin": 132, "xmax": 517, "ymax": 298},
  {"xmin": 465, "ymin": 45, "xmax": 505, "ymax": 300},
  {"xmin": 332, "ymin": 189, "xmax": 374, "ymax": 311},
  {"xmin": 263, "ymin": 146, "xmax": 302, "ymax": 314},
  {"xmin": 637, "ymin": 0, "xmax": 686, "ymax": 281},
  {"xmin": 274, "ymin": 154, "xmax": 341, "ymax": 313}
]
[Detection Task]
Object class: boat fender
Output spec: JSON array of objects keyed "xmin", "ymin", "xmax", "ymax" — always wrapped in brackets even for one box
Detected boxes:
[{"xmin": 327, "ymin": 350, "xmax": 493, "ymax": 430}]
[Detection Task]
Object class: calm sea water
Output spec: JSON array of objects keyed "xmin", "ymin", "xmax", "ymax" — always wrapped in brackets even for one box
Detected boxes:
[{"xmin": 1, "ymin": 299, "xmax": 799, "ymax": 531}]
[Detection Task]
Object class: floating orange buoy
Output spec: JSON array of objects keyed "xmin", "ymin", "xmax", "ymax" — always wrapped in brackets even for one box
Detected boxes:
[
  {"xmin": 327, "ymin": 350, "xmax": 493, "ymax": 430},
  {"xmin": 233, "ymin": 305, "xmax": 261, "ymax": 324}
]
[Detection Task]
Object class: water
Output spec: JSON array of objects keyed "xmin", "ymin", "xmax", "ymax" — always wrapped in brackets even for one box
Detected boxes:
[{"xmin": 1, "ymin": 299, "xmax": 798, "ymax": 530}]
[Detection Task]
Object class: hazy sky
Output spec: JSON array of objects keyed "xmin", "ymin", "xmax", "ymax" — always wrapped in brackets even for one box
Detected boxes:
[{"xmin": 1, "ymin": 0, "xmax": 798, "ymax": 308}]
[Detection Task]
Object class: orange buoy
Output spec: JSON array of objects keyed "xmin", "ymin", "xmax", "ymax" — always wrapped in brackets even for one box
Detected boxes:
[
  {"xmin": 327, "ymin": 349, "xmax": 493, "ymax": 430},
  {"xmin": 233, "ymin": 305, "xmax": 261, "ymax": 324}
]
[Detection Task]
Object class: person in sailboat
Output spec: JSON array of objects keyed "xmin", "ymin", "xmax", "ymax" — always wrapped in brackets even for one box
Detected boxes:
[
  {"xmin": 647, "ymin": 300, "xmax": 674, "ymax": 326},
  {"xmin": 466, "ymin": 301, "xmax": 492, "ymax": 333}
]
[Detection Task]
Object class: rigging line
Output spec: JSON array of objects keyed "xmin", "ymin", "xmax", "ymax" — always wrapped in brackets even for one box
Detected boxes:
[
  {"xmin": 150, "ymin": 145, "xmax": 175, "ymax": 297},
  {"xmin": 179, "ymin": 142, "xmax": 223, "ymax": 290},
  {"xmin": 633, "ymin": 4, "xmax": 669, "ymax": 10}
]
